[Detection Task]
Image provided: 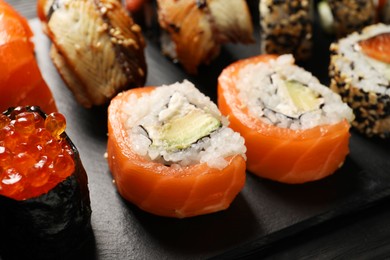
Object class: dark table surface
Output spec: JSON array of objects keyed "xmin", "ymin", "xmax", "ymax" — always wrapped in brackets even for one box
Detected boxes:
[{"xmin": 6, "ymin": 0, "xmax": 390, "ymax": 259}]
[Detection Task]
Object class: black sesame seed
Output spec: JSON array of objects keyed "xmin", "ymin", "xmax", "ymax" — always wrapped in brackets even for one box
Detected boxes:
[
  {"xmin": 353, "ymin": 95, "xmax": 363, "ymax": 102},
  {"xmin": 196, "ymin": 0, "xmax": 207, "ymax": 9}
]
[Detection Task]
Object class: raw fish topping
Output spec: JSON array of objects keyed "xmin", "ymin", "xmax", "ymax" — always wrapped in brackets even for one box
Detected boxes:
[
  {"xmin": 358, "ymin": 32, "xmax": 390, "ymax": 64},
  {"xmin": 333, "ymin": 23, "xmax": 390, "ymax": 95},
  {"xmin": 0, "ymin": 107, "xmax": 74, "ymax": 200},
  {"xmin": 356, "ymin": 32, "xmax": 390, "ymax": 82}
]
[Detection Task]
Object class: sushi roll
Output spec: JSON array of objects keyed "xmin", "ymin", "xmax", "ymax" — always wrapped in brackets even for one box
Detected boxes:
[
  {"xmin": 329, "ymin": 23, "xmax": 390, "ymax": 138},
  {"xmin": 157, "ymin": 0, "xmax": 254, "ymax": 74},
  {"xmin": 259, "ymin": 0, "xmax": 313, "ymax": 60},
  {"xmin": 0, "ymin": 107, "xmax": 92, "ymax": 259},
  {"xmin": 107, "ymin": 80, "xmax": 247, "ymax": 218},
  {"xmin": 218, "ymin": 54, "xmax": 354, "ymax": 184},
  {"xmin": 37, "ymin": 0, "xmax": 147, "ymax": 108},
  {"xmin": 0, "ymin": 0, "xmax": 57, "ymax": 113},
  {"xmin": 317, "ymin": 0, "xmax": 376, "ymax": 38}
]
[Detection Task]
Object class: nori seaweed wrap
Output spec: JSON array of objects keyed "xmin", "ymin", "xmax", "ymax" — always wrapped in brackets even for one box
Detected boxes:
[{"xmin": 0, "ymin": 106, "xmax": 92, "ymax": 259}]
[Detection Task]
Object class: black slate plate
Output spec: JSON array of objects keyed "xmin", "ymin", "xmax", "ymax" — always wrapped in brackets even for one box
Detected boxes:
[{"xmin": 30, "ymin": 12, "xmax": 390, "ymax": 260}]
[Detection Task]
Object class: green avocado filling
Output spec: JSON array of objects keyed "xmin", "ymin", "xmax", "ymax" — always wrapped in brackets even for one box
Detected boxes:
[
  {"xmin": 149, "ymin": 109, "xmax": 221, "ymax": 152},
  {"xmin": 285, "ymin": 80, "xmax": 323, "ymax": 113}
]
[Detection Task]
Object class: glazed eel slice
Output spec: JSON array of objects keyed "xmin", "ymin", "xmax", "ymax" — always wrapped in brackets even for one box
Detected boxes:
[
  {"xmin": 38, "ymin": 0, "xmax": 147, "ymax": 108},
  {"xmin": 157, "ymin": 0, "xmax": 254, "ymax": 74}
]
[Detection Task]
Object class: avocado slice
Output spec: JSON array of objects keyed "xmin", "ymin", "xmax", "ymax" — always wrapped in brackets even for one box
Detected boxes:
[
  {"xmin": 150, "ymin": 109, "xmax": 221, "ymax": 152},
  {"xmin": 285, "ymin": 80, "xmax": 323, "ymax": 113}
]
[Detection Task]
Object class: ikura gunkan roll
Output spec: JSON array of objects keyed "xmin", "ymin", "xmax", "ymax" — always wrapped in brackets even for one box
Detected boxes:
[
  {"xmin": 259, "ymin": 0, "xmax": 313, "ymax": 60},
  {"xmin": 0, "ymin": 107, "xmax": 91, "ymax": 259},
  {"xmin": 329, "ymin": 23, "xmax": 390, "ymax": 138},
  {"xmin": 107, "ymin": 81, "xmax": 246, "ymax": 218},
  {"xmin": 218, "ymin": 54, "xmax": 354, "ymax": 184}
]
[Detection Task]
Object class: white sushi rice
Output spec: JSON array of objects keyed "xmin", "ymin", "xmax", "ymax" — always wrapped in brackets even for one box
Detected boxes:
[
  {"xmin": 333, "ymin": 23, "xmax": 390, "ymax": 95},
  {"xmin": 236, "ymin": 54, "xmax": 354, "ymax": 130},
  {"xmin": 121, "ymin": 80, "xmax": 246, "ymax": 169}
]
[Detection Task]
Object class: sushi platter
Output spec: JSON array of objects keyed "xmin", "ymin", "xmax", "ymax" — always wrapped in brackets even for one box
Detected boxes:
[
  {"xmin": 2, "ymin": 0, "xmax": 390, "ymax": 258},
  {"xmin": 26, "ymin": 9, "xmax": 390, "ymax": 259}
]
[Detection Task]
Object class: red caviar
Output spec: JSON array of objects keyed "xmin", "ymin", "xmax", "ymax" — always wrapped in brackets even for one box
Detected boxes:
[{"xmin": 0, "ymin": 108, "xmax": 75, "ymax": 200}]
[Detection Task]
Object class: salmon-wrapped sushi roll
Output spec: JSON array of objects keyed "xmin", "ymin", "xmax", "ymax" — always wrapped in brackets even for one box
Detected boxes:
[
  {"xmin": 0, "ymin": 0, "xmax": 57, "ymax": 113},
  {"xmin": 37, "ymin": 0, "xmax": 147, "ymax": 108},
  {"xmin": 329, "ymin": 23, "xmax": 390, "ymax": 138},
  {"xmin": 0, "ymin": 107, "xmax": 91, "ymax": 259},
  {"xmin": 107, "ymin": 81, "xmax": 246, "ymax": 218},
  {"xmin": 218, "ymin": 54, "xmax": 354, "ymax": 184}
]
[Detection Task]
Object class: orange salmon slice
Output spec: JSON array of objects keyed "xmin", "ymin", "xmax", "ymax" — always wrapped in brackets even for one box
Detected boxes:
[
  {"xmin": 359, "ymin": 32, "xmax": 390, "ymax": 64},
  {"xmin": 0, "ymin": 0, "xmax": 57, "ymax": 113}
]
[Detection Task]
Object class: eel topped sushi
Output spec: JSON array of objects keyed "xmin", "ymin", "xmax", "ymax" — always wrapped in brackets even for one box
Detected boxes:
[
  {"xmin": 37, "ymin": 0, "xmax": 147, "ymax": 108},
  {"xmin": 0, "ymin": 106, "xmax": 91, "ymax": 259},
  {"xmin": 107, "ymin": 80, "xmax": 247, "ymax": 218},
  {"xmin": 329, "ymin": 23, "xmax": 390, "ymax": 138},
  {"xmin": 218, "ymin": 54, "xmax": 354, "ymax": 184},
  {"xmin": 157, "ymin": 0, "xmax": 254, "ymax": 74}
]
